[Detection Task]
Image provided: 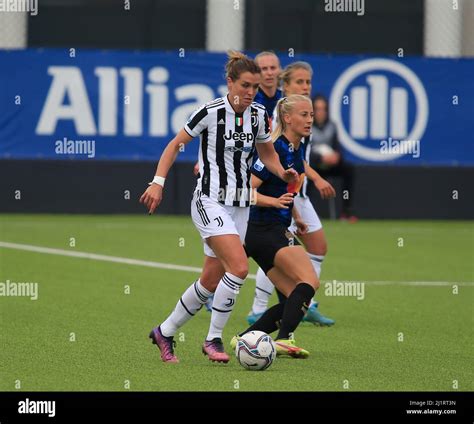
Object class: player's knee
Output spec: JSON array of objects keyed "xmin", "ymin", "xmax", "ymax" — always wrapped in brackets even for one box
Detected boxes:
[
  {"xmin": 200, "ymin": 277, "xmax": 220, "ymax": 292},
  {"xmin": 230, "ymin": 263, "xmax": 248, "ymax": 280},
  {"xmin": 314, "ymin": 239, "xmax": 328, "ymax": 256},
  {"xmin": 306, "ymin": 273, "xmax": 319, "ymax": 291},
  {"xmin": 296, "ymin": 271, "xmax": 319, "ymax": 290}
]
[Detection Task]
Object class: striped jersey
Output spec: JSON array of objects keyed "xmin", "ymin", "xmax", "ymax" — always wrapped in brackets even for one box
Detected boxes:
[{"xmin": 184, "ymin": 95, "xmax": 271, "ymax": 207}]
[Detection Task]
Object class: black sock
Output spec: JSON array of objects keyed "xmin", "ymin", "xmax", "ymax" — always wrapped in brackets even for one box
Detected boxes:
[
  {"xmin": 276, "ymin": 283, "xmax": 315, "ymax": 340},
  {"xmin": 276, "ymin": 289, "xmax": 287, "ymax": 304},
  {"xmin": 239, "ymin": 302, "xmax": 286, "ymax": 336}
]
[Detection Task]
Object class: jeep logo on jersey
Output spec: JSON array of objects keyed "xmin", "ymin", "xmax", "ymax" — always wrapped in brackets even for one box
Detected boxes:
[
  {"xmin": 330, "ymin": 59, "xmax": 429, "ymax": 161},
  {"xmin": 224, "ymin": 130, "xmax": 255, "ymax": 142}
]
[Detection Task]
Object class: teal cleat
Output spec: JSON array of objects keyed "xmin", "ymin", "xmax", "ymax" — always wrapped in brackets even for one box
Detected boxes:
[
  {"xmin": 246, "ymin": 311, "xmax": 264, "ymax": 325},
  {"xmin": 303, "ymin": 302, "xmax": 335, "ymax": 326}
]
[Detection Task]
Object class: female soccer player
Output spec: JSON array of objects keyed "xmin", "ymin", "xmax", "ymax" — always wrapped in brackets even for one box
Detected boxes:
[
  {"xmin": 140, "ymin": 51, "xmax": 298, "ymax": 364},
  {"xmin": 233, "ymin": 94, "xmax": 322, "ymax": 357},
  {"xmin": 253, "ymin": 51, "xmax": 282, "ymax": 118},
  {"xmin": 248, "ymin": 61, "xmax": 336, "ymax": 326},
  {"xmin": 202, "ymin": 50, "xmax": 282, "ymax": 313}
]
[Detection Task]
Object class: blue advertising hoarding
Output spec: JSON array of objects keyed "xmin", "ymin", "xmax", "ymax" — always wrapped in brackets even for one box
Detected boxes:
[{"xmin": 0, "ymin": 49, "xmax": 472, "ymax": 165}]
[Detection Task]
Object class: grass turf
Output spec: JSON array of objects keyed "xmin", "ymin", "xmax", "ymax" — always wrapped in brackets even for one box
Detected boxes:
[{"xmin": 0, "ymin": 214, "xmax": 472, "ymax": 391}]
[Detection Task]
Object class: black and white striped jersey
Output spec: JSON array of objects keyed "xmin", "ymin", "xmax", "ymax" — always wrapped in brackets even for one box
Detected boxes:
[
  {"xmin": 184, "ymin": 95, "xmax": 271, "ymax": 207},
  {"xmin": 299, "ymin": 135, "xmax": 311, "ymax": 199}
]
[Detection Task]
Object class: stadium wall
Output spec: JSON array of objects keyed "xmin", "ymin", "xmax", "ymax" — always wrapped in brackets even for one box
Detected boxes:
[{"xmin": 1, "ymin": 160, "xmax": 472, "ymax": 219}]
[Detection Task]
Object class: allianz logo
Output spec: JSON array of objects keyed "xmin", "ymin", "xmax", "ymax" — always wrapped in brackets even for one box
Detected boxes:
[{"xmin": 330, "ymin": 59, "xmax": 428, "ymax": 161}]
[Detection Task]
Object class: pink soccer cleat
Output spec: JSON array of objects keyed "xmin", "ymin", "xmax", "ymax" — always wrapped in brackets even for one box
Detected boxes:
[
  {"xmin": 149, "ymin": 326, "xmax": 179, "ymax": 363},
  {"xmin": 202, "ymin": 338, "xmax": 230, "ymax": 363}
]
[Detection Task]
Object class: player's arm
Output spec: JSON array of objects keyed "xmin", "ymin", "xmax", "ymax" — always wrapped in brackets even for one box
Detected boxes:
[
  {"xmin": 140, "ymin": 129, "xmax": 193, "ymax": 214},
  {"xmin": 303, "ymin": 160, "xmax": 336, "ymax": 200},
  {"xmin": 256, "ymin": 142, "xmax": 298, "ymax": 183},
  {"xmin": 251, "ymin": 174, "xmax": 294, "ymax": 209}
]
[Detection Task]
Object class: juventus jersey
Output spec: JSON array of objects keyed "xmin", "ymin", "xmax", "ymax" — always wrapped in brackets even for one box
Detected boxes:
[{"xmin": 184, "ymin": 95, "xmax": 271, "ymax": 207}]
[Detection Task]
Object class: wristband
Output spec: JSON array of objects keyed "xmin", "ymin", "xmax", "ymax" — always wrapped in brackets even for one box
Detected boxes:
[{"xmin": 148, "ymin": 176, "xmax": 165, "ymax": 187}]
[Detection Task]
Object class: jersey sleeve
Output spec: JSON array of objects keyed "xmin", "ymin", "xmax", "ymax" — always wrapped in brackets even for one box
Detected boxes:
[
  {"xmin": 183, "ymin": 104, "xmax": 209, "ymax": 137},
  {"xmin": 251, "ymin": 153, "xmax": 271, "ymax": 181},
  {"xmin": 255, "ymin": 109, "xmax": 272, "ymax": 144}
]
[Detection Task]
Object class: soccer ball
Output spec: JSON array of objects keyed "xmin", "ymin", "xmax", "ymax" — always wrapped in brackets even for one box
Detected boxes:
[{"xmin": 235, "ymin": 331, "xmax": 276, "ymax": 371}]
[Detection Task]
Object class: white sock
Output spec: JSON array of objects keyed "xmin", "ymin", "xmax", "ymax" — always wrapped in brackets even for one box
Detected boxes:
[
  {"xmin": 251, "ymin": 267, "xmax": 275, "ymax": 314},
  {"xmin": 308, "ymin": 253, "xmax": 324, "ymax": 307},
  {"xmin": 160, "ymin": 279, "xmax": 212, "ymax": 337},
  {"xmin": 206, "ymin": 272, "xmax": 244, "ymax": 341}
]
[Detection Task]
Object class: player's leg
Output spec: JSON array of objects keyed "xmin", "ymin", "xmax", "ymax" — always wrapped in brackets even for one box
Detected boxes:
[
  {"xmin": 238, "ymin": 267, "xmax": 295, "ymax": 336},
  {"xmin": 290, "ymin": 197, "xmax": 335, "ymax": 326},
  {"xmin": 149, "ymin": 255, "xmax": 223, "ymax": 363},
  {"xmin": 246, "ymin": 267, "xmax": 275, "ymax": 324},
  {"xmin": 273, "ymin": 246, "xmax": 318, "ymax": 342},
  {"xmin": 290, "ymin": 196, "xmax": 327, "ymax": 276},
  {"xmin": 150, "ymin": 191, "xmax": 241, "ymax": 363},
  {"xmin": 232, "ymin": 257, "xmax": 315, "ymax": 358},
  {"xmin": 242, "ymin": 223, "xmax": 317, "ymax": 357},
  {"xmin": 159, "ymin": 256, "xmax": 223, "ymax": 336},
  {"xmin": 298, "ymin": 228, "xmax": 334, "ymax": 325},
  {"xmin": 202, "ymin": 233, "xmax": 248, "ymax": 362}
]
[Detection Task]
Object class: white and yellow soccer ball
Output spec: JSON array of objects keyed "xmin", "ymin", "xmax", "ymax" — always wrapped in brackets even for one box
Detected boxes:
[{"xmin": 235, "ymin": 331, "xmax": 276, "ymax": 371}]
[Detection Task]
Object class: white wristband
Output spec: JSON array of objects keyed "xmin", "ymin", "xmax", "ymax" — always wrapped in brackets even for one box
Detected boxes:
[{"xmin": 149, "ymin": 176, "xmax": 165, "ymax": 187}]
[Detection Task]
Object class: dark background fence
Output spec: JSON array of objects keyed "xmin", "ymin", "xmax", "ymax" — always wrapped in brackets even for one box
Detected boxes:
[{"xmin": 1, "ymin": 160, "xmax": 472, "ymax": 218}]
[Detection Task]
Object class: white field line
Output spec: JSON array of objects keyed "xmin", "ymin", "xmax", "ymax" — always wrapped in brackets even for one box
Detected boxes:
[{"xmin": 1, "ymin": 241, "xmax": 473, "ymax": 286}]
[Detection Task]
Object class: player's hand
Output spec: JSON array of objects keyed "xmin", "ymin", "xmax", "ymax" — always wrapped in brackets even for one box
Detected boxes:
[
  {"xmin": 273, "ymin": 192, "xmax": 294, "ymax": 209},
  {"xmin": 139, "ymin": 184, "xmax": 163, "ymax": 214},
  {"xmin": 193, "ymin": 162, "xmax": 200, "ymax": 176},
  {"xmin": 280, "ymin": 168, "xmax": 299, "ymax": 183},
  {"xmin": 315, "ymin": 177, "xmax": 336, "ymax": 199},
  {"xmin": 295, "ymin": 218, "xmax": 309, "ymax": 235}
]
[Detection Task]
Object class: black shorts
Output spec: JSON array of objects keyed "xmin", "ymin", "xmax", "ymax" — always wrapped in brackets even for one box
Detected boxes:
[{"xmin": 244, "ymin": 221, "xmax": 301, "ymax": 274}]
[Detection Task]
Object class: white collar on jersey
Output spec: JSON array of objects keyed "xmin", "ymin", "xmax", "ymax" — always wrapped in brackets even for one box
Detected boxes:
[{"xmin": 223, "ymin": 94, "xmax": 246, "ymax": 116}]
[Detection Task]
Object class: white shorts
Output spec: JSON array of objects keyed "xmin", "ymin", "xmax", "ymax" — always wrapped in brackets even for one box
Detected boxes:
[
  {"xmin": 288, "ymin": 196, "xmax": 323, "ymax": 234},
  {"xmin": 191, "ymin": 190, "xmax": 249, "ymax": 258}
]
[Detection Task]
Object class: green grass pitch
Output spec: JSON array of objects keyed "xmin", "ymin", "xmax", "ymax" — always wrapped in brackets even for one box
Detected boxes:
[{"xmin": 0, "ymin": 214, "xmax": 472, "ymax": 391}]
